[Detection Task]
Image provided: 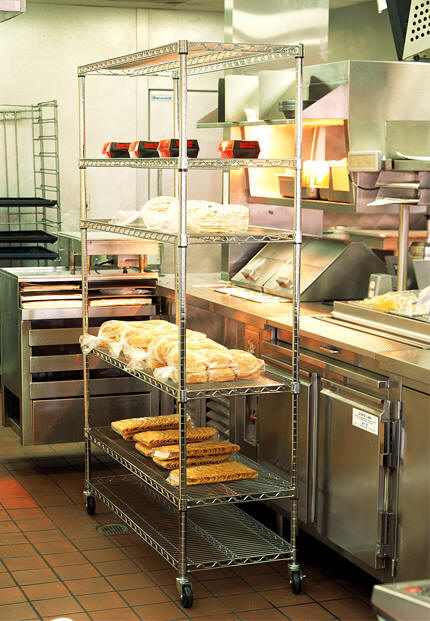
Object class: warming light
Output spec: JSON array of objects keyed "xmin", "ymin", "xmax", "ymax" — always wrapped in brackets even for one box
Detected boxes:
[{"xmin": 285, "ymin": 158, "xmax": 348, "ymax": 188}]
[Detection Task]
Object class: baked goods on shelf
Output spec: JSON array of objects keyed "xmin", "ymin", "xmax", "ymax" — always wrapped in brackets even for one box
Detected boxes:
[
  {"xmin": 167, "ymin": 461, "xmax": 258, "ymax": 486},
  {"xmin": 138, "ymin": 196, "xmax": 249, "ymax": 235},
  {"xmin": 133, "ymin": 426, "xmax": 217, "ymax": 448},
  {"xmin": 80, "ymin": 319, "xmax": 265, "ymax": 383},
  {"xmin": 152, "ymin": 454, "xmax": 231, "ymax": 470},
  {"xmin": 153, "ymin": 440, "xmax": 240, "ymax": 460},
  {"xmin": 111, "ymin": 413, "xmax": 190, "ymax": 440},
  {"xmin": 135, "ymin": 442, "xmax": 156, "ymax": 457}
]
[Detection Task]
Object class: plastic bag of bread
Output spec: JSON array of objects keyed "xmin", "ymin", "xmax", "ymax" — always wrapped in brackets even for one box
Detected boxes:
[
  {"xmin": 167, "ymin": 460, "xmax": 258, "ymax": 486},
  {"xmin": 153, "ymin": 363, "xmax": 208, "ymax": 384},
  {"xmin": 79, "ymin": 320, "xmax": 131, "ymax": 358},
  {"xmin": 187, "ymin": 200, "xmax": 249, "ymax": 234},
  {"xmin": 140, "ymin": 195, "xmax": 178, "ymax": 233},
  {"xmin": 122, "ymin": 321, "xmax": 177, "ymax": 370},
  {"xmin": 110, "ymin": 210, "xmax": 144, "ymax": 226},
  {"xmin": 228, "ymin": 349, "xmax": 265, "ymax": 379}
]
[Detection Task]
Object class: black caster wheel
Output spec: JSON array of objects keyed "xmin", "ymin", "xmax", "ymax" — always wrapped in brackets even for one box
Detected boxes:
[
  {"xmin": 86, "ymin": 496, "xmax": 96, "ymax": 515},
  {"xmin": 180, "ymin": 584, "xmax": 193, "ymax": 608},
  {"xmin": 290, "ymin": 570, "xmax": 302, "ymax": 594}
]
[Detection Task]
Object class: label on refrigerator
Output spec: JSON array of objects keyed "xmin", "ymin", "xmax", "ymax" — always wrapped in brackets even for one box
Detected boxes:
[{"xmin": 352, "ymin": 408, "xmax": 379, "ymax": 435}]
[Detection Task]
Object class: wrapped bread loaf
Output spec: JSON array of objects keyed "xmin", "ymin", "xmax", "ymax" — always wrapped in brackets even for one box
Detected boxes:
[
  {"xmin": 133, "ymin": 426, "xmax": 216, "ymax": 448},
  {"xmin": 167, "ymin": 461, "xmax": 258, "ymax": 486},
  {"xmin": 111, "ymin": 413, "xmax": 190, "ymax": 439},
  {"xmin": 152, "ymin": 454, "xmax": 231, "ymax": 470},
  {"xmin": 153, "ymin": 440, "xmax": 240, "ymax": 460},
  {"xmin": 228, "ymin": 350, "xmax": 265, "ymax": 379}
]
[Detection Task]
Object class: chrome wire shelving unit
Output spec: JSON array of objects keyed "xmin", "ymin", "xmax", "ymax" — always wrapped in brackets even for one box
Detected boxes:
[{"xmin": 79, "ymin": 39, "xmax": 304, "ymax": 608}]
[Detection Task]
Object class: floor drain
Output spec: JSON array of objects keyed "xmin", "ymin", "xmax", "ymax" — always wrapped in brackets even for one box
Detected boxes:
[{"xmin": 96, "ymin": 523, "xmax": 129, "ymax": 536}]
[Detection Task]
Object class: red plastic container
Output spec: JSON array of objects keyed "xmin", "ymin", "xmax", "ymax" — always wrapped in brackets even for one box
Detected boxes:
[
  {"xmin": 218, "ymin": 140, "xmax": 260, "ymax": 159},
  {"xmin": 157, "ymin": 139, "xmax": 200, "ymax": 158},
  {"xmin": 129, "ymin": 141, "xmax": 160, "ymax": 158},
  {"xmin": 102, "ymin": 142, "xmax": 130, "ymax": 159}
]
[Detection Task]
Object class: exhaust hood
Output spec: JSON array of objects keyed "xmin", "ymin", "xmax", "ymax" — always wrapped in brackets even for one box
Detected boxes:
[{"xmin": 0, "ymin": 0, "xmax": 25, "ymax": 22}]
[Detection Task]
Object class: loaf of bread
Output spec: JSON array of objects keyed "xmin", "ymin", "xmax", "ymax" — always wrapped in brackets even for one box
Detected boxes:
[
  {"xmin": 111, "ymin": 413, "xmax": 190, "ymax": 438},
  {"xmin": 167, "ymin": 460, "xmax": 258, "ymax": 486},
  {"xmin": 153, "ymin": 440, "xmax": 240, "ymax": 460},
  {"xmin": 228, "ymin": 349, "xmax": 264, "ymax": 379},
  {"xmin": 152, "ymin": 454, "xmax": 231, "ymax": 470},
  {"xmin": 133, "ymin": 426, "xmax": 217, "ymax": 447}
]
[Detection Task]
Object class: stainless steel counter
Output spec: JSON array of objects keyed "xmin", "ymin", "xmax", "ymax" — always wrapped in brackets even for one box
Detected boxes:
[{"xmin": 157, "ymin": 274, "xmax": 421, "ymax": 371}]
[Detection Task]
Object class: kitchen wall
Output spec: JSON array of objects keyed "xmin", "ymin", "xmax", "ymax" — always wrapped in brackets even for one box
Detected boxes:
[
  {"xmin": 329, "ymin": 1, "xmax": 397, "ymax": 62},
  {"xmin": 0, "ymin": 4, "xmax": 224, "ymax": 231}
]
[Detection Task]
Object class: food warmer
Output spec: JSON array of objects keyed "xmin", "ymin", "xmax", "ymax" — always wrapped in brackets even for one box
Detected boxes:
[{"xmin": 0, "ymin": 234, "xmax": 160, "ymax": 445}]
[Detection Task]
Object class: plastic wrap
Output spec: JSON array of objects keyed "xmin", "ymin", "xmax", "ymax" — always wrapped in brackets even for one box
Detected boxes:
[
  {"xmin": 79, "ymin": 320, "xmax": 132, "ymax": 358},
  {"xmin": 361, "ymin": 290, "xmax": 430, "ymax": 317},
  {"xmin": 110, "ymin": 210, "xmax": 143, "ymax": 226},
  {"xmin": 139, "ymin": 196, "xmax": 249, "ymax": 234}
]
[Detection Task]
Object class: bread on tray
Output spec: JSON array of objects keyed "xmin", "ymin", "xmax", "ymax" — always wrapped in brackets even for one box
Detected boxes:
[
  {"xmin": 134, "ymin": 442, "xmax": 156, "ymax": 457},
  {"xmin": 133, "ymin": 426, "xmax": 217, "ymax": 447},
  {"xmin": 152, "ymin": 454, "xmax": 231, "ymax": 470},
  {"xmin": 153, "ymin": 440, "xmax": 240, "ymax": 460},
  {"xmin": 167, "ymin": 460, "xmax": 258, "ymax": 486},
  {"xmin": 111, "ymin": 413, "xmax": 190, "ymax": 439}
]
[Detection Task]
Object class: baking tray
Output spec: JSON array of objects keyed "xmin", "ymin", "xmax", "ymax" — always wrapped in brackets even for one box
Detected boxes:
[
  {"xmin": 0, "ymin": 230, "xmax": 57, "ymax": 243},
  {"xmin": 0, "ymin": 197, "xmax": 57, "ymax": 207},
  {"xmin": 0, "ymin": 246, "xmax": 58, "ymax": 260}
]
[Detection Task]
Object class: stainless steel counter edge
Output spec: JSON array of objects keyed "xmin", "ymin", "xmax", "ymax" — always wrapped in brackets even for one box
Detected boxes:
[{"xmin": 157, "ymin": 275, "xmax": 423, "ymax": 365}]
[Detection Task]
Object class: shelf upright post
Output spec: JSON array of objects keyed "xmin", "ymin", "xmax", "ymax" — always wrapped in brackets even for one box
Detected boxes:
[
  {"xmin": 175, "ymin": 40, "xmax": 192, "ymax": 599},
  {"xmin": 79, "ymin": 74, "xmax": 92, "ymax": 497},
  {"xmin": 289, "ymin": 47, "xmax": 304, "ymax": 585}
]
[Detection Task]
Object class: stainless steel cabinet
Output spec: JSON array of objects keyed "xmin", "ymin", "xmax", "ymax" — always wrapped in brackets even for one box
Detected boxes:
[
  {"xmin": 316, "ymin": 379, "xmax": 399, "ymax": 570},
  {"xmin": 397, "ymin": 387, "xmax": 430, "ymax": 580}
]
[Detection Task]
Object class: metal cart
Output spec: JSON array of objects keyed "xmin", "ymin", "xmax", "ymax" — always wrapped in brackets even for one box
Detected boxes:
[
  {"xmin": 79, "ymin": 40, "xmax": 304, "ymax": 607},
  {"xmin": 0, "ymin": 101, "xmax": 61, "ymax": 262}
]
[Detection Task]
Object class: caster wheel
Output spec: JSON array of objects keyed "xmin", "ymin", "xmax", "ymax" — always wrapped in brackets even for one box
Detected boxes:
[
  {"xmin": 180, "ymin": 584, "xmax": 193, "ymax": 608},
  {"xmin": 290, "ymin": 570, "xmax": 302, "ymax": 594},
  {"xmin": 86, "ymin": 496, "xmax": 95, "ymax": 515}
]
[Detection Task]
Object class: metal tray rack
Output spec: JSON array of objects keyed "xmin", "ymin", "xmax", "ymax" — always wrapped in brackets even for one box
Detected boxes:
[{"xmin": 79, "ymin": 40, "xmax": 304, "ymax": 608}]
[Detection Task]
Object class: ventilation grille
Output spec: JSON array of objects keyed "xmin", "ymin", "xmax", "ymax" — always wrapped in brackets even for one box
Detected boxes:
[{"xmin": 404, "ymin": 2, "xmax": 430, "ymax": 59}]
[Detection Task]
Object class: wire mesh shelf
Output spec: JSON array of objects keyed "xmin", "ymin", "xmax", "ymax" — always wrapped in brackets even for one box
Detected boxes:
[
  {"xmin": 88, "ymin": 474, "xmax": 293, "ymax": 571},
  {"xmin": 90, "ymin": 349, "xmax": 291, "ymax": 399},
  {"xmin": 88, "ymin": 427, "xmax": 295, "ymax": 508},
  {"xmin": 79, "ymin": 158, "xmax": 296, "ymax": 170},
  {"xmin": 78, "ymin": 41, "xmax": 303, "ymax": 77},
  {"xmin": 81, "ymin": 219, "xmax": 296, "ymax": 244}
]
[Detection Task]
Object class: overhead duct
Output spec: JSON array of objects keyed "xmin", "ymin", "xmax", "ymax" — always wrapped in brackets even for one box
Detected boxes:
[{"xmin": 0, "ymin": 0, "xmax": 25, "ymax": 22}]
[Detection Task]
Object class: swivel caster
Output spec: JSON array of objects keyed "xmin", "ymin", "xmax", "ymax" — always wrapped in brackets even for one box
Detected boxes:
[
  {"xmin": 86, "ymin": 495, "xmax": 96, "ymax": 515},
  {"xmin": 290, "ymin": 570, "xmax": 303, "ymax": 594},
  {"xmin": 180, "ymin": 584, "xmax": 193, "ymax": 608}
]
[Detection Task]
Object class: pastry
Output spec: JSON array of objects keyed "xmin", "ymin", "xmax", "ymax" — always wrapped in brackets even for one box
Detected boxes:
[
  {"xmin": 111, "ymin": 413, "xmax": 190, "ymax": 437},
  {"xmin": 153, "ymin": 454, "xmax": 231, "ymax": 469},
  {"xmin": 167, "ymin": 461, "xmax": 258, "ymax": 486},
  {"xmin": 134, "ymin": 442, "xmax": 156, "ymax": 457},
  {"xmin": 133, "ymin": 426, "xmax": 217, "ymax": 447},
  {"xmin": 154, "ymin": 440, "xmax": 240, "ymax": 460}
]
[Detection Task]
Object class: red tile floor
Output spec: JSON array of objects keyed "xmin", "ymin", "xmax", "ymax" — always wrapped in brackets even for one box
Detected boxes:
[{"xmin": 0, "ymin": 426, "xmax": 377, "ymax": 621}]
